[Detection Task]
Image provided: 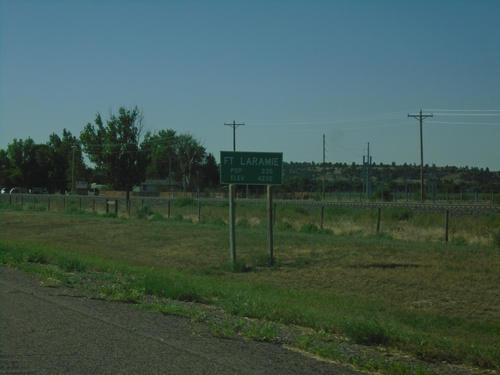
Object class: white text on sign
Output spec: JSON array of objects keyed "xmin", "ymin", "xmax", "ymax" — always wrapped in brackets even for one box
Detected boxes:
[{"xmin": 223, "ymin": 156, "xmax": 280, "ymax": 167}]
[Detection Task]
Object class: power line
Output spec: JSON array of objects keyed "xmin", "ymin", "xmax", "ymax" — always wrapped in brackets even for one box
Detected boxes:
[
  {"xmin": 424, "ymin": 109, "xmax": 500, "ymax": 112},
  {"xmin": 428, "ymin": 121, "xmax": 499, "ymax": 126}
]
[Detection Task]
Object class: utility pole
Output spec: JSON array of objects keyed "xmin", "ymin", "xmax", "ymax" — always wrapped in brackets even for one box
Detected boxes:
[
  {"xmin": 322, "ymin": 134, "xmax": 326, "ymax": 200},
  {"xmin": 71, "ymin": 145, "xmax": 76, "ymax": 194},
  {"xmin": 225, "ymin": 120, "xmax": 246, "ymax": 198},
  {"xmin": 224, "ymin": 120, "xmax": 245, "ymax": 151},
  {"xmin": 362, "ymin": 142, "xmax": 372, "ymax": 198},
  {"xmin": 408, "ymin": 110, "xmax": 433, "ymax": 203}
]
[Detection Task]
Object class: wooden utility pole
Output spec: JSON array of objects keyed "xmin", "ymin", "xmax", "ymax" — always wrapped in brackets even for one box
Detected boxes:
[
  {"xmin": 408, "ymin": 110, "xmax": 433, "ymax": 203},
  {"xmin": 224, "ymin": 120, "xmax": 245, "ymax": 151},
  {"xmin": 224, "ymin": 120, "xmax": 243, "ymax": 267},
  {"xmin": 322, "ymin": 134, "xmax": 326, "ymax": 199}
]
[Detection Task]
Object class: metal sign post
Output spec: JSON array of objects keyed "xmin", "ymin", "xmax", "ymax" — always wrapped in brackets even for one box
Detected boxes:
[
  {"xmin": 220, "ymin": 151, "xmax": 283, "ymax": 268},
  {"xmin": 267, "ymin": 185, "xmax": 274, "ymax": 266}
]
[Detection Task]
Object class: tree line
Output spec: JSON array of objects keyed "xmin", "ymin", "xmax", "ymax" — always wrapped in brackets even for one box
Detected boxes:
[
  {"xmin": 282, "ymin": 161, "xmax": 500, "ymax": 199},
  {"xmin": 1, "ymin": 106, "xmax": 498, "ymax": 200},
  {"xmin": 0, "ymin": 107, "xmax": 219, "ymax": 196}
]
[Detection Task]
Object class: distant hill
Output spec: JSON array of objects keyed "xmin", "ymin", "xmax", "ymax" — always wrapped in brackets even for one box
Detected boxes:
[{"xmin": 282, "ymin": 161, "xmax": 500, "ymax": 196}]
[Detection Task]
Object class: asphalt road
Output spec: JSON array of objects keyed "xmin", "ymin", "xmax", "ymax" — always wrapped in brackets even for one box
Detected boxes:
[{"xmin": 0, "ymin": 266, "xmax": 363, "ymax": 375}]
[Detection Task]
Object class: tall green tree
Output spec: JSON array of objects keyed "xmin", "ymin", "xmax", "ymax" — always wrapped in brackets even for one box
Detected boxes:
[
  {"xmin": 142, "ymin": 129, "xmax": 177, "ymax": 180},
  {"xmin": 175, "ymin": 133, "xmax": 206, "ymax": 191},
  {"xmin": 46, "ymin": 129, "xmax": 85, "ymax": 194},
  {"xmin": 199, "ymin": 153, "xmax": 219, "ymax": 189},
  {"xmin": 0, "ymin": 149, "xmax": 9, "ymax": 188},
  {"xmin": 80, "ymin": 106, "xmax": 146, "ymax": 204},
  {"xmin": 5, "ymin": 138, "xmax": 37, "ymax": 188}
]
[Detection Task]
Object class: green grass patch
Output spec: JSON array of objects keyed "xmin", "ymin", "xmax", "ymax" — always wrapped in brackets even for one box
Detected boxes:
[{"xmin": 0, "ymin": 208, "xmax": 498, "ymax": 373}]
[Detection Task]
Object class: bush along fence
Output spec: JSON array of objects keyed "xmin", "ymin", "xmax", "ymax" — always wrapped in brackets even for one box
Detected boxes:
[{"xmin": 2, "ymin": 194, "xmax": 499, "ymax": 245}]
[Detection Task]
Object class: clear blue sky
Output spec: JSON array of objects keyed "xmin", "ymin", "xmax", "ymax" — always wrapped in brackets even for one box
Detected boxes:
[{"xmin": 1, "ymin": 0, "xmax": 499, "ymax": 170}]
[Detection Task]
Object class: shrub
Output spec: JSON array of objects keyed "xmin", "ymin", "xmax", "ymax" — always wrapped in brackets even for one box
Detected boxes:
[
  {"xmin": 300, "ymin": 223, "xmax": 319, "ymax": 234},
  {"xmin": 276, "ymin": 220, "xmax": 294, "ymax": 232},
  {"xmin": 236, "ymin": 218, "xmax": 251, "ymax": 229},
  {"xmin": 175, "ymin": 197, "xmax": 194, "ymax": 207},
  {"xmin": 136, "ymin": 205, "xmax": 154, "ymax": 219},
  {"xmin": 493, "ymin": 232, "xmax": 500, "ymax": 247},
  {"xmin": 150, "ymin": 213, "xmax": 164, "ymax": 221},
  {"xmin": 209, "ymin": 217, "xmax": 227, "ymax": 226},
  {"xmin": 390, "ymin": 209, "xmax": 413, "ymax": 221},
  {"xmin": 343, "ymin": 320, "xmax": 391, "ymax": 346}
]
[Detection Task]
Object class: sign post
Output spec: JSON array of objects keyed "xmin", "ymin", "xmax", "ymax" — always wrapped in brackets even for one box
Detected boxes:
[
  {"xmin": 229, "ymin": 184, "xmax": 236, "ymax": 264},
  {"xmin": 267, "ymin": 185, "xmax": 274, "ymax": 266},
  {"xmin": 220, "ymin": 151, "xmax": 283, "ymax": 268}
]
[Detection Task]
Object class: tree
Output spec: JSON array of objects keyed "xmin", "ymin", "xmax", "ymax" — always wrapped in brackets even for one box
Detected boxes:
[
  {"xmin": 5, "ymin": 138, "xmax": 38, "ymax": 188},
  {"xmin": 199, "ymin": 153, "xmax": 219, "ymax": 189},
  {"xmin": 0, "ymin": 149, "xmax": 9, "ymax": 188},
  {"xmin": 175, "ymin": 133, "xmax": 206, "ymax": 191},
  {"xmin": 46, "ymin": 129, "xmax": 85, "ymax": 194},
  {"xmin": 80, "ymin": 106, "xmax": 146, "ymax": 206},
  {"xmin": 142, "ymin": 129, "xmax": 177, "ymax": 180}
]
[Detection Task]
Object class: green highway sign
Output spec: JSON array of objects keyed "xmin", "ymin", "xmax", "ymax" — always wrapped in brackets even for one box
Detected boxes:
[{"xmin": 220, "ymin": 151, "xmax": 283, "ymax": 185}]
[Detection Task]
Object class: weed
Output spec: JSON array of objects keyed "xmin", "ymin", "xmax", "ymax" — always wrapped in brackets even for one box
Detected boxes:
[
  {"xmin": 452, "ymin": 236, "xmax": 468, "ymax": 246},
  {"xmin": 209, "ymin": 217, "xmax": 226, "ymax": 226},
  {"xmin": 343, "ymin": 320, "xmax": 391, "ymax": 346},
  {"xmin": 300, "ymin": 222, "xmax": 318, "ymax": 234},
  {"xmin": 493, "ymin": 231, "xmax": 500, "ymax": 247},
  {"xmin": 236, "ymin": 218, "xmax": 251, "ymax": 229},
  {"xmin": 136, "ymin": 205, "xmax": 154, "ymax": 219},
  {"xmin": 390, "ymin": 208, "xmax": 413, "ymax": 221},
  {"xmin": 243, "ymin": 321, "xmax": 279, "ymax": 342},
  {"xmin": 175, "ymin": 197, "xmax": 194, "ymax": 207},
  {"xmin": 275, "ymin": 220, "xmax": 294, "ymax": 232}
]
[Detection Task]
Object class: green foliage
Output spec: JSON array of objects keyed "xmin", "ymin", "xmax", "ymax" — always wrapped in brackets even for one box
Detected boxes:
[
  {"xmin": 1, "ymin": 206, "xmax": 499, "ymax": 372},
  {"xmin": 276, "ymin": 220, "xmax": 294, "ymax": 232},
  {"xmin": 236, "ymin": 218, "xmax": 250, "ymax": 229},
  {"xmin": 390, "ymin": 208, "xmax": 413, "ymax": 221},
  {"xmin": 452, "ymin": 236, "xmax": 468, "ymax": 246},
  {"xmin": 136, "ymin": 205, "xmax": 154, "ymax": 219},
  {"xmin": 343, "ymin": 320, "xmax": 391, "ymax": 346},
  {"xmin": 300, "ymin": 222, "xmax": 319, "ymax": 234},
  {"xmin": 208, "ymin": 217, "xmax": 226, "ymax": 226},
  {"xmin": 80, "ymin": 106, "xmax": 146, "ymax": 191},
  {"xmin": 492, "ymin": 232, "xmax": 500, "ymax": 247},
  {"xmin": 150, "ymin": 213, "xmax": 164, "ymax": 222},
  {"xmin": 174, "ymin": 197, "xmax": 194, "ymax": 207}
]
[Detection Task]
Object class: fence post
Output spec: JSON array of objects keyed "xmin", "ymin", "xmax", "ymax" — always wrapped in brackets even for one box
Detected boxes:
[
  {"xmin": 198, "ymin": 201, "xmax": 201, "ymax": 222},
  {"xmin": 376, "ymin": 207, "xmax": 381, "ymax": 234},
  {"xmin": 445, "ymin": 209, "xmax": 449, "ymax": 243},
  {"xmin": 115, "ymin": 199, "xmax": 118, "ymax": 215},
  {"xmin": 79, "ymin": 198, "xmax": 82, "ymax": 212},
  {"xmin": 92, "ymin": 198, "xmax": 95, "ymax": 213},
  {"xmin": 320, "ymin": 205, "xmax": 325, "ymax": 230},
  {"xmin": 48, "ymin": 197, "xmax": 50, "ymax": 211},
  {"xmin": 167, "ymin": 200, "xmax": 171, "ymax": 219}
]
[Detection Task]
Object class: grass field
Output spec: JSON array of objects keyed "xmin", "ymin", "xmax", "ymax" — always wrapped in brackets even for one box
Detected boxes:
[{"xmin": 0, "ymin": 202, "xmax": 498, "ymax": 375}]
